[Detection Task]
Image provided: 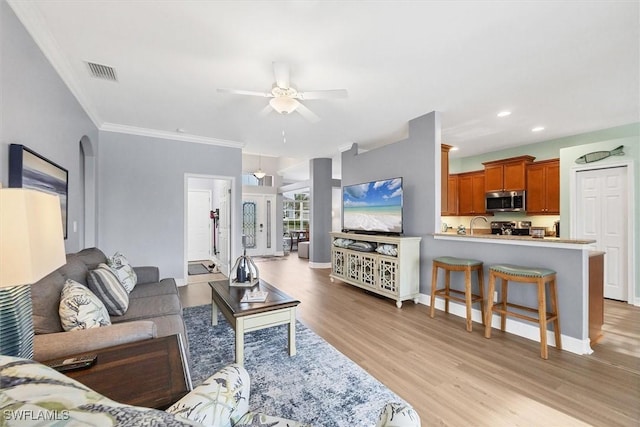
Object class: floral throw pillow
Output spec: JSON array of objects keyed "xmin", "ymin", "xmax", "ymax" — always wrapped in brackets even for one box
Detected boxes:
[
  {"xmin": 59, "ymin": 279, "xmax": 111, "ymax": 331},
  {"xmin": 107, "ymin": 252, "xmax": 137, "ymax": 293}
]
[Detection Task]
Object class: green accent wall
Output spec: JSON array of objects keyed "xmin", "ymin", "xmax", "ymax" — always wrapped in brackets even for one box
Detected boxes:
[
  {"xmin": 450, "ymin": 123, "xmax": 639, "ymax": 173},
  {"xmin": 449, "ymin": 122, "xmax": 640, "ymax": 304}
]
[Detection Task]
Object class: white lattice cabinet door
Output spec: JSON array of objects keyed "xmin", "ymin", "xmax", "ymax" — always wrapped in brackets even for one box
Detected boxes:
[
  {"xmin": 346, "ymin": 252, "xmax": 361, "ymax": 283},
  {"xmin": 359, "ymin": 253, "xmax": 377, "ymax": 289},
  {"xmin": 378, "ymin": 258, "xmax": 399, "ymax": 294},
  {"xmin": 331, "ymin": 248, "xmax": 346, "ymax": 279},
  {"xmin": 329, "ymin": 232, "xmax": 421, "ymax": 308}
]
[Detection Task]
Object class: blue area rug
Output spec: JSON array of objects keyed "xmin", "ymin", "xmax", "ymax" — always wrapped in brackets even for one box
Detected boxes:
[{"xmin": 183, "ymin": 304, "xmax": 406, "ymax": 426}]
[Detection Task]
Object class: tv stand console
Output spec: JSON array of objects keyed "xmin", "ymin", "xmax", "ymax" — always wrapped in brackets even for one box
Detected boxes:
[{"xmin": 329, "ymin": 232, "xmax": 422, "ymax": 308}]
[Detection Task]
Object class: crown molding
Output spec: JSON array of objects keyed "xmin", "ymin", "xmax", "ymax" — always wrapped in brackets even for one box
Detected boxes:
[
  {"xmin": 338, "ymin": 143, "xmax": 355, "ymax": 152},
  {"xmin": 8, "ymin": 0, "xmax": 103, "ymax": 129},
  {"xmin": 100, "ymin": 123, "xmax": 244, "ymax": 148}
]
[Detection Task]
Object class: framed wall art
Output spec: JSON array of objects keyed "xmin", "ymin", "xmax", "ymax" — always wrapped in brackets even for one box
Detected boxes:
[{"xmin": 9, "ymin": 144, "xmax": 69, "ymax": 239}]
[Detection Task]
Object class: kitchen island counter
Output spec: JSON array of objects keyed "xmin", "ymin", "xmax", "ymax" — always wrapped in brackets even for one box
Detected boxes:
[
  {"xmin": 427, "ymin": 232, "xmax": 596, "ymax": 355},
  {"xmin": 434, "ymin": 232, "xmax": 595, "ymax": 248}
]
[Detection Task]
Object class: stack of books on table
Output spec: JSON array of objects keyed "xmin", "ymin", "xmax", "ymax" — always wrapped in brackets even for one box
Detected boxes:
[{"xmin": 240, "ymin": 290, "xmax": 268, "ymax": 303}]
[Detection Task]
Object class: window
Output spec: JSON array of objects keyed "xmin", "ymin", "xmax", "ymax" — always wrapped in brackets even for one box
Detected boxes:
[{"xmin": 283, "ymin": 193, "xmax": 309, "ymax": 233}]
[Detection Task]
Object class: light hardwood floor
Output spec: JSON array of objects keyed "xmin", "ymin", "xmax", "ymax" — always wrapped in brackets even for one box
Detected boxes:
[{"xmin": 180, "ymin": 255, "xmax": 640, "ymax": 426}]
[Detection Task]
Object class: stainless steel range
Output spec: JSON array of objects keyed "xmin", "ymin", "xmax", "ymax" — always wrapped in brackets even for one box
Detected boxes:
[{"xmin": 490, "ymin": 221, "xmax": 531, "ymax": 236}]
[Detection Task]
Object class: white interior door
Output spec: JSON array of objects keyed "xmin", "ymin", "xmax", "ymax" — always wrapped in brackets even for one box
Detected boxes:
[
  {"xmin": 242, "ymin": 194, "xmax": 276, "ymax": 257},
  {"xmin": 576, "ymin": 167, "xmax": 628, "ymax": 301},
  {"xmin": 187, "ymin": 190, "xmax": 212, "ymax": 262},
  {"xmin": 217, "ymin": 182, "xmax": 231, "ymax": 276}
]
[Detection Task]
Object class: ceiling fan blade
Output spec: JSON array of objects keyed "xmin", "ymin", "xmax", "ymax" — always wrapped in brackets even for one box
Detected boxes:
[
  {"xmin": 296, "ymin": 89, "xmax": 348, "ymax": 100},
  {"xmin": 217, "ymin": 88, "xmax": 272, "ymax": 97},
  {"xmin": 258, "ymin": 105, "xmax": 273, "ymax": 117},
  {"xmin": 295, "ymin": 101, "xmax": 320, "ymax": 123},
  {"xmin": 273, "ymin": 62, "xmax": 290, "ymax": 89}
]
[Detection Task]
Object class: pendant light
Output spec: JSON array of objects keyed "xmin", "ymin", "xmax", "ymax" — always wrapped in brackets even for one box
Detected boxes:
[{"xmin": 254, "ymin": 155, "xmax": 266, "ymax": 180}]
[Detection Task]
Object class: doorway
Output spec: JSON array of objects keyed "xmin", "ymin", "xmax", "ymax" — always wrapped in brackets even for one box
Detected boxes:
[
  {"xmin": 185, "ymin": 175, "xmax": 233, "ymax": 281},
  {"xmin": 575, "ymin": 166, "xmax": 630, "ymax": 301},
  {"xmin": 242, "ymin": 194, "xmax": 277, "ymax": 257},
  {"xmin": 187, "ymin": 189, "xmax": 212, "ymax": 262}
]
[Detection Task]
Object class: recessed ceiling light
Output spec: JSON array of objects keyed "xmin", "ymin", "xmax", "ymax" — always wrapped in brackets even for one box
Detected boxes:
[
  {"xmin": 450, "ymin": 146, "xmax": 459, "ymax": 151},
  {"xmin": 531, "ymin": 126, "xmax": 545, "ymax": 132},
  {"xmin": 497, "ymin": 111, "xmax": 511, "ymax": 117}
]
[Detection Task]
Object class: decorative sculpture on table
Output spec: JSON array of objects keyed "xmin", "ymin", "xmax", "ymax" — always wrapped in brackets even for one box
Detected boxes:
[{"xmin": 229, "ymin": 237, "xmax": 260, "ymax": 287}]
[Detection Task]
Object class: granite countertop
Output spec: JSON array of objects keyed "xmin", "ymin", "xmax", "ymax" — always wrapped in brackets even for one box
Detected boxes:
[{"xmin": 434, "ymin": 232, "xmax": 596, "ymax": 245}]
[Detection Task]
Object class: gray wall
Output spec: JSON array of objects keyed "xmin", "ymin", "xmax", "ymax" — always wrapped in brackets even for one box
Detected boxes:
[
  {"xmin": 431, "ymin": 238, "xmax": 586, "ymax": 339},
  {"xmin": 342, "ymin": 112, "xmax": 441, "ymax": 287},
  {"xmin": 309, "ymin": 158, "xmax": 332, "ymax": 264},
  {"xmin": 97, "ymin": 131, "xmax": 242, "ymax": 280},
  {"xmin": 0, "ymin": 1, "xmax": 98, "ymax": 253},
  {"xmin": 341, "ymin": 111, "xmax": 589, "ymax": 341}
]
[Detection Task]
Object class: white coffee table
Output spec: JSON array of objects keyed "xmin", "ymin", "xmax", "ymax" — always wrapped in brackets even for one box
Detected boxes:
[{"xmin": 208, "ymin": 279, "xmax": 300, "ymax": 366}]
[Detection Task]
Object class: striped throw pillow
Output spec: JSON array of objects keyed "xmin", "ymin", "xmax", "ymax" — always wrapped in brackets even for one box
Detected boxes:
[{"xmin": 87, "ymin": 263, "xmax": 129, "ymax": 316}]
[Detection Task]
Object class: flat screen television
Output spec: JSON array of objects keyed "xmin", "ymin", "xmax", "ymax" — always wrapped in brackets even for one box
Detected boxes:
[{"xmin": 342, "ymin": 177, "xmax": 403, "ymax": 235}]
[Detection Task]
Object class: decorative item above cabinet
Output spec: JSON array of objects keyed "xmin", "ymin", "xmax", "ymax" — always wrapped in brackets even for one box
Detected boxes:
[{"xmin": 482, "ymin": 155, "xmax": 536, "ymax": 192}]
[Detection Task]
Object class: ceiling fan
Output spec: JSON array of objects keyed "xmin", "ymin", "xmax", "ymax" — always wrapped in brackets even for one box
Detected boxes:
[{"xmin": 217, "ymin": 62, "xmax": 347, "ymax": 122}]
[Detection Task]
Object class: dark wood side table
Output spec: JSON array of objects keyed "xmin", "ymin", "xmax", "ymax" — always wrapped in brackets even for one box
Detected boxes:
[{"xmin": 48, "ymin": 334, "xmax": 192, "ymax": 409}]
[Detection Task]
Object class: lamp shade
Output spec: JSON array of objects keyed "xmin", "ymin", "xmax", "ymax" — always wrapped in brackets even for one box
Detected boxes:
[{"xmin": 0, "ymin": 188, "xmax": 66, "ymax": 288}]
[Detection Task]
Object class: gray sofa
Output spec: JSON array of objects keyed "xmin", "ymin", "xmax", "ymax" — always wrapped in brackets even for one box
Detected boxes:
[{"xmin": 31, "ymin": 247, "xmax": 187, "ymax": 362}]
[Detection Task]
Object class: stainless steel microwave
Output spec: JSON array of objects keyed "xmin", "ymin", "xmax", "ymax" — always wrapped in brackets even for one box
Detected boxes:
[{"xmin": 485, "ymin": 190, "xmax": 526, "ymax": 212}]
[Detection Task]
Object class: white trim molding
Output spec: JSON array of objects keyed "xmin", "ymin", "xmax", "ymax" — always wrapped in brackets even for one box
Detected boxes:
[
  {"xmin": 101, "ymin": 123, "xmax": 244, "ymax": 148},
  {"xmin": 309, "ymin": 262, "xmax": 331, "ymax": 269}
]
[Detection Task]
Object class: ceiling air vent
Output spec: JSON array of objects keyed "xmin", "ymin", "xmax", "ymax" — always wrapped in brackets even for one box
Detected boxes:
[{"xmin": 86, "ymin": 61, "xmax": 118, "ymax": 82}]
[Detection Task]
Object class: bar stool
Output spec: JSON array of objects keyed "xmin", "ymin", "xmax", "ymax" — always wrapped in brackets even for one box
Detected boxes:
[
  {"xmin": 430, "ymin": 256, "xmax": 485, "ymax": 332},
  {"xmin": 484, "ymin": 264, "xmax": 561, "ymax": 359}
]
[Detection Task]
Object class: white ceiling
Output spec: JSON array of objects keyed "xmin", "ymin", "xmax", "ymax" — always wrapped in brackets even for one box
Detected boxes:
[{"xmin": 9, "ymin": 1, "xmax": 639, "ymax": 179}]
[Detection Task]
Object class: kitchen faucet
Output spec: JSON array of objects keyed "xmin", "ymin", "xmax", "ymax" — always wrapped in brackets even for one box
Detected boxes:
[{"xmin": 470, "ymin": 216, "xmax": 488, "ymax": 235}]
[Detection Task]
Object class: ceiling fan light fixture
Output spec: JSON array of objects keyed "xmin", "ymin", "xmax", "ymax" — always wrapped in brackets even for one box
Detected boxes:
[{"xmin": 270, "ymin": 96, "xmax": 297, "ymax": 114}]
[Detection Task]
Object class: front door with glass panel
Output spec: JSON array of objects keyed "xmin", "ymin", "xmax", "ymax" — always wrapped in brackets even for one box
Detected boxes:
[{"xmin": 242, "ymin": 194, "xmax": 276, "ymax": 257}]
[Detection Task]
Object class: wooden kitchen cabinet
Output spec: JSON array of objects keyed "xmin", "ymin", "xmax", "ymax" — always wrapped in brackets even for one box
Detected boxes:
[
  {"xmin": 483, "ymin": 155, "xmax": 535, "ymax": 192},
  {"xmin": 526, "ymin": 159, "xmax": 559, "ymax": 214},
  {"xmin": 441, "ymin": 144, "xmax": 452, "ymax": 215},
  {"xmin": 457, "ymin": 171, "xmax": 486, "ymax": 215},
  {"xmin": 589, "ymin": 251, "xmax": 604, "ymax": 345},
  {"xmin": 443, "ymin": 175, "xmax": 458, "ymax": 216}
]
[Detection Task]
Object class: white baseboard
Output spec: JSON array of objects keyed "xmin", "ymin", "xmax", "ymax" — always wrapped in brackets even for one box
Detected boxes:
[
  {"xmin": 309, "ymin": 262, "xmax": 331, "ymax": 269},
  {"xmin": 176, "ymin": 278, "xmax": 186, "ymax": 287},
  {"xmin": 418, "ymin": 293, "xmax": 592, "ymax": 355}
]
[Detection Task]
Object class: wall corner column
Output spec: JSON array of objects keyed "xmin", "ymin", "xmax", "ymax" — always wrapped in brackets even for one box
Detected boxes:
[{"xmin": 309, "ymin": 158, "xmax": 332, "ymax": 267}]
